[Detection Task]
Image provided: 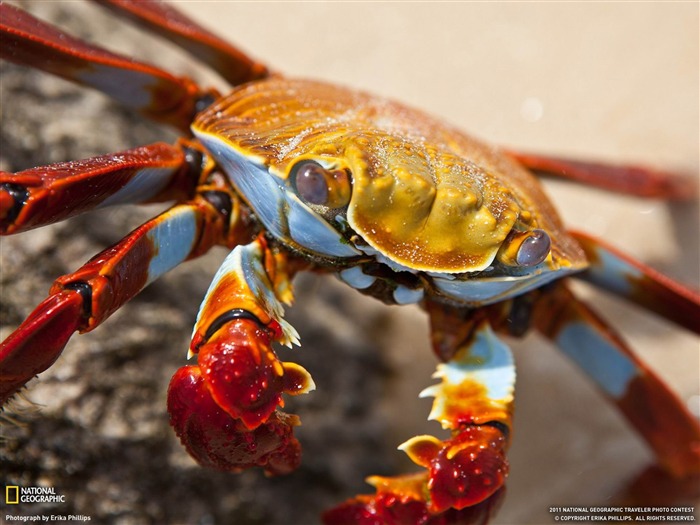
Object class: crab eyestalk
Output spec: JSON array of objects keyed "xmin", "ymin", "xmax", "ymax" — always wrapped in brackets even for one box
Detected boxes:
[{"xmin": 167, "ymin": 237, "xmax": 314, "ymax": 475}]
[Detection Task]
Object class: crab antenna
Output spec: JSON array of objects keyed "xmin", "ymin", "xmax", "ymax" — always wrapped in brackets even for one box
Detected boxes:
[
  {"xmin": 90, "ymin": 0, "xmax": 269, "ymax": 86},
  {"xmin": 0, "ymin": 2, "xmax": 216, "ymax": 131}
]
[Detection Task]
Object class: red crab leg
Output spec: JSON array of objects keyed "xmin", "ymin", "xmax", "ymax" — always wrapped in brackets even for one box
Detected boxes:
[
  {"xmin": 325, "ymin": 309, "xmax": 513, "ymax": 525},
  {"xmin": 0, "ymin": 184, "xmax": 256, "ymax": 404},
  {"xmin": 532, "ymin": 282, "xmax": 700, "ymax": 477},
  {"xmin": 0, "ymin": 141, "xmax": 203, "ymax": 235},
  {"xmin": 168, "ymin": 236, "xmax": 314, "ymax": 475},
  {"xmin": 0, "ymin": 3, "xmax": 217, "ymax": 131},
  {"xmin": 507, "ymin": 150, "xmax": 698, "ymax": 200},
  {"xmin": 91, "ymin": 0, "xmax": 268, "ymax": 86},
  {"xmin": 570, "ymin": 230, "xmax": 700, "ymax": 334}
]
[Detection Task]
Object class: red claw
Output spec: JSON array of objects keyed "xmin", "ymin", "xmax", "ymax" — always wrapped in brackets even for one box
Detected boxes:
[
  {"xmin": 194, "ymin": 318, "xmax": 286, "ymax": 429},
  {"xmin": 167, "ymin": 362, "xmax": 301, "ymax": 475},
  {"xmin": 167, "ymin": 317, "xmax": 306, "ymax": 475},
  {"xmin": 323, "ymin": 488, "xmax": 506, "ymax": 525},
  {"xmin": 427, "ymin": 427, "xmax": 508, "ymax": 512},
  {"xmin": 324, "ymin": 426, "xmax": 508, "ymax": 525}
]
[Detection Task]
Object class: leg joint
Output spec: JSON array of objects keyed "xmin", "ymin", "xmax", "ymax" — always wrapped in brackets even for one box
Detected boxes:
[
  {"xmin": 61, "ymin": 281, "xmax": 93, "ymax": 321},
  {"xmin": 203, "ymin": 309, "xmax": 266, "ymax": 344},
  {"xmin": 1, "ymin": 183, "xmax": 29, "ymax": 227}
]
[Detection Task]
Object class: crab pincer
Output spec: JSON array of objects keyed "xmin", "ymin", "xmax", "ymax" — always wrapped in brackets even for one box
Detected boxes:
[
  {"xmin": 167, "ymin": 236, "xmax": 314, "ymax": 474},
  {"xmin": 324, "ymin": 320, "xmax": 514, "ymax": 525}
]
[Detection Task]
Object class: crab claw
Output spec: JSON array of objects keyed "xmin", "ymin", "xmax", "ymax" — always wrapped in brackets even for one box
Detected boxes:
[
  {"xmin": 322, "ymin": 484, "xmax": 506, "ymax": 525},
  {"xmin": 167, "ymin": 318, "xmax": 313, "ymax": 475},
  {"xmin": 325, "ymin": 317, "xmax": 513, "ymax": 524},
  {"xmin": 193, "ymin": 317, "xmax": 312, "ymax": 429},
  {"xmin": 323, "ymin": 426, "xmax": 508, "ymax": 524},
  {"xmin": 168, "ymin": 362, "xmax": 302, "ymax": 475},
  {"xmin": 399, "ymin": 427, "xmax": 508, "ymax": 512}
]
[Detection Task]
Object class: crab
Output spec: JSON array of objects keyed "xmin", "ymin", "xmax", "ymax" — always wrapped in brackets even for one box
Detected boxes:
[{"xmin": 1, "ymin": 2, "xmax": 699, "ymax": 524}]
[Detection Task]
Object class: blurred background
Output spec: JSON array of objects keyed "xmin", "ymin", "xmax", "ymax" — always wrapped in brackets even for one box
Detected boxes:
[{"xmin": 1, "ymin": 2, "xmax": 698, "ymax": 524}]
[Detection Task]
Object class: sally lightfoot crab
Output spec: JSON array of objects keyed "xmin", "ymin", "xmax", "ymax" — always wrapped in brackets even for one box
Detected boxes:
[{"xmin": 1, "ymin": 2, "xmax": 699, "ymax": 523}]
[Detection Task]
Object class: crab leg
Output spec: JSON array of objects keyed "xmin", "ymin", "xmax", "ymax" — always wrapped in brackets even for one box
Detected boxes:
[
  {"xmin": 0, "ymin": 184, "xmax": 255, "ymax": 404},
  {"xmin": 570, "ymin": 230, "xmax": 700, "ymax": 334},
  {"xmin": 0, "ymin": 3, "xmax": 216, "ymax": 131},
  {"xmin": 324, "ymin": 307, "xmax": 513, "ymax": 524},
  {"xmin": 168, "ymin": 236, "xmax": 314, "ymax": 475},
  {"xmin": 508, "ymin": 149, "xmax": 698, "ymax": 200},
  {"xmin": 532, "ymin": 282, "xmax": 700, "ymax": 477},
  {"xmin": 0, "ymin": 141, "xmax": 204, "ymax": 235},
  {"xmin": 91, "ymin": 0, "xmax": 268, "ymax": 86}
]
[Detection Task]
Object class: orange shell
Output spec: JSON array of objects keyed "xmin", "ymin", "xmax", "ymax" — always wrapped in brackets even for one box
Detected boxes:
[{"xmin": 194, "ymin": 78, "xmax": 585, "ymax": 273}]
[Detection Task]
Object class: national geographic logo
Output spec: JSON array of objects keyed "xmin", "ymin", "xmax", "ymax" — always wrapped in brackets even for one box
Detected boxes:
[
  {"xmin": 4, "ymin": 486, "xmax": 66, "ymax": 504},
  {"xmin": 5, "ymin": 486, "xmax": 19, "ymax": 505}
]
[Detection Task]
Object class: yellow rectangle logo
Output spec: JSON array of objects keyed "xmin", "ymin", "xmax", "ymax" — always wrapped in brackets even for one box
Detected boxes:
[{"xmin": 5, "ymin": 485, "xmax": 19, "ymax": 504}]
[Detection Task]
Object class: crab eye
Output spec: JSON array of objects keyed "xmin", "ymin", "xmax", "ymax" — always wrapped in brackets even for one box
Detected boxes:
[
  {"xmin": 516, "ymin": 229, "xmax": 551, "ymax": 267},
  {"xmin": 290, "ymin": 160, "xmax": 351, "ymax": 209},
  {"xmin": 497, "ymin": 228, "xmax": 551, "ymax": 268},
  {"xmin": 292, "ymin": 161, "xmax": 328, "ymax": 204}
]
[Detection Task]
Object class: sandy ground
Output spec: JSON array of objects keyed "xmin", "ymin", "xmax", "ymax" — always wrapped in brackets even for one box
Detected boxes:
[{"xmin": 1, "ymin": 2, "xmax": 698, "ymax": 524}]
